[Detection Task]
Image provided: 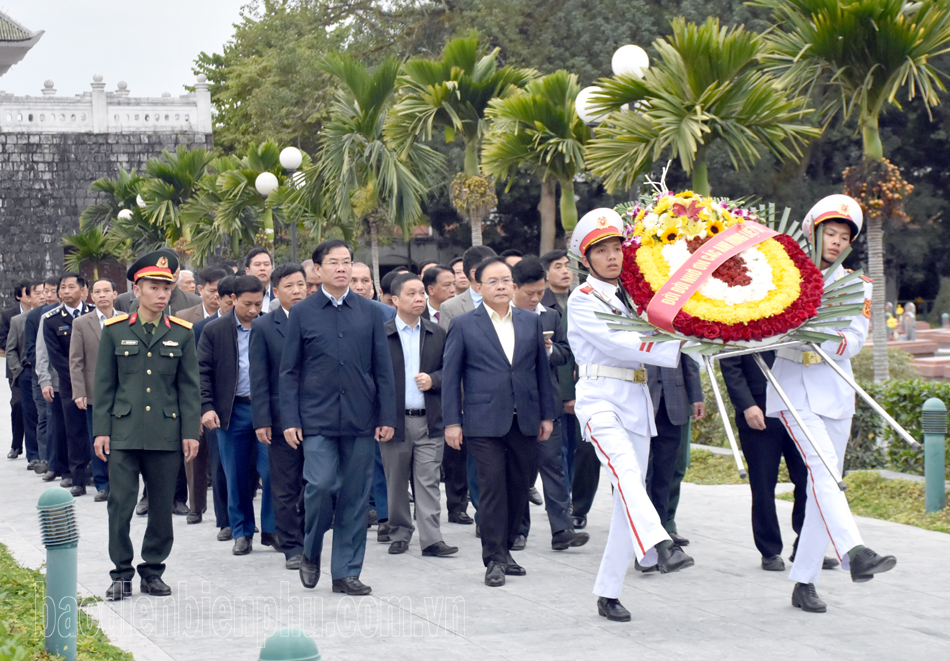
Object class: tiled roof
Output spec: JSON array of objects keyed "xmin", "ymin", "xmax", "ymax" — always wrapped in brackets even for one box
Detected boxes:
[{"xmin": 0, "ymin": 12, "xmax": 34, "ymax": 42}]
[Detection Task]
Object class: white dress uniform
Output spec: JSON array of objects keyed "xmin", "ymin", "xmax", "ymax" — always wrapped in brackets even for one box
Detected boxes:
[
  {"xmin": 566, "ymin": 209, "xmax": 682, "ymax": 600},
  {"xmin": 765, "ymin": 194, "xmax": 872, "ymax": 585}
]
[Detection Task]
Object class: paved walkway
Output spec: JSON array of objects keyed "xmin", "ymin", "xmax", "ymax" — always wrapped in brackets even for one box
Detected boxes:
[{"xmin": 1, "ymin": 379, "xmax": 949, "ymax": 660}]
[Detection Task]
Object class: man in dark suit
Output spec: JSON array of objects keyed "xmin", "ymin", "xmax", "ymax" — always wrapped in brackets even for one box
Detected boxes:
[
  {"xmin": 25, "ymin": 281, "xmax": 55, "ymax": 475},
  {"xmin": 421, "ymin": 265, "xmax": 455, "ymax": 323},
  {"xmin": 2, "ymin": 279, "xmax": 31, "ymax": 459},
  {"xmin": 245, "ymin": 247, "xmax": 277, "ymax": 311},
  {"xmin": 646, "ymin": 359, "xmax": 704, "ymax": 551},
  {"xmin": 443, "ymin": 257, "xmax": 556, "ymax": 587},
  {"xmin": 381, "ymin": 273, "xmax": 457, "ymax": 557},
  {"xmin": 198, "ymin": 275, "xmax": 277, "ymax": 556},
  {"xmin": 281, "ymin": 239, "xmax": 396, "ymax": 596},
  {"xmin": 251, "ymin": 263, "xmax": 308, "ymax": 569},
  {"xmin": 43, "ymin": 272, "xmax": 93, "ymax": 496}
]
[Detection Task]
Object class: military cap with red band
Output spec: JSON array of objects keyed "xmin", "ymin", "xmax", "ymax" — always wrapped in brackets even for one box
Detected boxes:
[{"xmin": 127, "ymin": 249, "xmax": 179, "ymax": 284}]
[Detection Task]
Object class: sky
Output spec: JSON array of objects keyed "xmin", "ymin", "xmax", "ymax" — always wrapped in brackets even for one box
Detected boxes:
[{"xmin": 0, "ymin": 1, "xmax": 248, "ymax": 97}]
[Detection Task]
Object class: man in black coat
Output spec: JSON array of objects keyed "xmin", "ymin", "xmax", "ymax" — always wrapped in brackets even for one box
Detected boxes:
[
  {"xmin": 250, "ymin": 263, "xmax": 308, "ymax": 569},
  {"xmin": 2, "ymin": 279, "xmax": 32, "ymax": 459}
]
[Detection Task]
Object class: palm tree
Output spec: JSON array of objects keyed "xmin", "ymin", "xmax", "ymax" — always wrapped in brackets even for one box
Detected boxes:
[
  {"xmin": 80, "ymin": 168, "xmax": 166, "ymax": 257},
  {"xmin": 388, "ymin": 31, "xmax": 537, "ymax": 245},
  {"xmin": 318, "ymin": 53, "xmax": 445, "ymax": 290},
  {"xmin": 755, "ymin": 0, "xmax": 950, "ymax": 382},
  {"xmin": 585, "ymin": 17, "xmax": 820, "ymax": 196},
  {"xmin": 482, "ymin": 70, "xmax": 589, "ymax": 253},
  {"xmin": 138, "ymin": 144, "xmax": 215, "ymax": 247},
  {"xmin": 62, "ymin": 225, "xmax": 121, "ymax": 280}
]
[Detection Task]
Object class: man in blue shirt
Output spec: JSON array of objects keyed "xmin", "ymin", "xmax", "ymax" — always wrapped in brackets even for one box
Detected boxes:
[{"xmin": 281, "ymin": 239, "xmax": 397, "ymax": 595}]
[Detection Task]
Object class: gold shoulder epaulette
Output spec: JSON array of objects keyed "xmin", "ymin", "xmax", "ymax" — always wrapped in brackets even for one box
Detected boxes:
[
  {"xmin": 169, "ymin": 316, "xmax": 193, "ymax": 329},
  {"xmin": 42, "ymin": 308, "xmax": 59, "ymax": 319},
  {"xmin": 105, "ymin": 314, "xmax": 129, "ymax": 326}
]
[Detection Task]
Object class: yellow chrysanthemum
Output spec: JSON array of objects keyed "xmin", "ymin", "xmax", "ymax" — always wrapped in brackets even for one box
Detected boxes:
[
  {"xmin": 661, "ymin": 229, "xmax": 682, "ymax": 244},
  {"xmin": 707, "ymin": 219, "xmax": 725, "ymax": 236},
  {"xmin": 675, "ymin": 190, "xmax": 696, "ymax": 198}
]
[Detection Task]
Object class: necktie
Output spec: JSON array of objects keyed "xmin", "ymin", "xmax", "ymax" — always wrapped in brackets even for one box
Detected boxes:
[
  {"xmin": 144, "ymin": 322, "xmax": 154, "ymax": 339},
  {"xmin": 434, "ymin": 311, "xmax": 440, "ymax": 323},
  {"xmin": 73, "ymin": 309, "xmax": 80, "ymax": 319}
]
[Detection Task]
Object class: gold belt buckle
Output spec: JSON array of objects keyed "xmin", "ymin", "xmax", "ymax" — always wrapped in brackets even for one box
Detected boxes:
[
  {"xmin": 802, "ymin": 351, "xmax": 822, "ymax": 367},
  {"xmin": 633, "ymin": 369, "xmax": 647, "ymax": 383}
]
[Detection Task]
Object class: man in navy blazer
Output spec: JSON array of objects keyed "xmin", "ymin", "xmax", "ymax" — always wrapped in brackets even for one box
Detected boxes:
[
  {"xmin": 442, "ymin": 257, "xmax": 556, "ymax": 587},
  {"xmin": 280, "ymin": 239, "xmax": 396, "ymax": 596},
  {"xmin": 250, "ymin": 263, "xmax": 308, "ymax": 570}
]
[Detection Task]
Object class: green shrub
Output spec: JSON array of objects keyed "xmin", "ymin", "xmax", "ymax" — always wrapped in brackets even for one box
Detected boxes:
[
  {"xmin": 930, "ymin": 276, "xmax": 950, "ymax": 325},
  {"xmin": 851, "ymin": 346, "xmax": 921, "ymax": 383},
  {"xmin": 0, "ymin": 619, "xmax": 30, "ymax": 661},
  {"xmin": 692, "ymin": 367, "xmax": 733, "ymax": 449}
]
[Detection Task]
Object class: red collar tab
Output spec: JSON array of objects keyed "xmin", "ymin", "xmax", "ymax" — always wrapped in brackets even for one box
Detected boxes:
[{"xmin": 129, "ymin": 313, "xmax": 137, "ymax": 325}]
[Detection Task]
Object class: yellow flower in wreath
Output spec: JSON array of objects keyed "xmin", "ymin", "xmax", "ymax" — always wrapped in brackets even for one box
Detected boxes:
[
  {"xmin": 684, "ymin": 219, "xmax": 705, "ymax": 239},
  {"xmin": 661, "ymin": 228, "xmax": 682, "ymax": 244},
  {"xmin": 707, "ymin": 219, "xmax": 725, "ymax": 236}
]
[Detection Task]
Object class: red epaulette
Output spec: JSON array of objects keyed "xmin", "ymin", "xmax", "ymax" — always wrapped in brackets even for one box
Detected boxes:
[
  {"xmin": 128, "ymin": 313, "xmax": 138, "ymax": 325},
  {"xmin": 579, "ymin": 285, "xmax": 594, "ymax": 294},
  {"xmin": 859, "ymin": 275, "xmax": 873, "ymax": 283}
]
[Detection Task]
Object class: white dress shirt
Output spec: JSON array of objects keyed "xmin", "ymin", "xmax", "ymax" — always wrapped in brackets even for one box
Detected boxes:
[
  {"xmin": 322, "ymin": 286, "xmax": 349, "ymax": 308},
  {"xmin": 487, "ymin": 303, "xmax": 515, "ymax": 364},
  {"xmin": 395, "ymin": 315, "xmax": 425, "ymax": 409},
  {"xmin": 96, "ymin": 308, "xmax": 118, "ymax": 328}
]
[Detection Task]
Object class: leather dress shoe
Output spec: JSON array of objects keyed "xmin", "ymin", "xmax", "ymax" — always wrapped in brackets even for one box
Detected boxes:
[
  {"xmin": 422, "ymin": 541, "xmax": 458, "ymax": 557},
  {"xmin": 367, "ymin": 508, "xmax": 378, "ymax": 527},
  {"xmin": 484, "ymin": 562, "xmax": 505, "ymax": 587},
  {"xmin": 823, "ymin": 556, "xmax": 840, "ymax": 570},
  {"xmin": 332, "ymin": 577, "xmax": 372, "ymax": 595},
  {"xmin": 186, "ymin": 512, "xmax": 202, "ymax": 524},
  {"xmin": 299, "ymin": 557, "xmax": 320, "ymax": 588},
  {"xmin": 791, "ymin": 582, "xmax": 826, "ymax": 613},
  {"xmin": 504, "ymin": 553, "xmax": 526, "ymax": 576},
  {"xmin": 849, "ymin": 547, "xmax": 896, "ymax": 583},
  {"xmin": 105, "ymin": 580, "xmax": 132, "ymax": 601},
  {"xmin": 657, "ymin": 544, "xmax": 694, "ymax": 574},
  {"xmin": 377, "ymin": 521, "xmax": 391, "ymax": 543},
  {"xmin": 172, "ymin": 501, "xmax": 189, "ymax": 516},
  {"xmin": 41, "ymin": 471, "xmax": 60, "ymax": 481},
  {"xmin": 94, "ymin": 489, "xmax": 109, "ymax": 503},
  {"xmin": 60, "ymin": 478, "xmax": 73, "ymax": 488},
  {"xmin": 232, "ymin": 537, "xmax": 252, "ymax": 555},
  {"xmin": 388, "ymin": 541, "xmax": 409, "ymax": 555},
  {"xmin": 552, "ymin": 529, "xmax": 590, "ymax": 551},
  {"xmin": 634, "ymin": 559, "xmax": 658, "ymax": 573},
  {"xmin": 7, "ymin": 449, "xmax": 20, "ymax": 459},
  {"xmin": 217, "ymin": 527, "xmax": 233, "ymax": 541},
  {"xmin": 260, "ymin": 532, "xmax": 280, "ymax": 548},
  {"xmin": 572, "ymin": 514, "xmax": 587, "ymax": 530},
  {"xmin": 761, "ymin": 555, "xmax": 785, "ymax": 572},
  {"xmin": 511, "ymin": 534, "xmax": 527, "ymax": 551},
  {"xmin": 597, "ymin": 597, "xmax": 632, "ymax": 622},
  {"xmin": 141, "ymin": 575, "xmax": 172, "ymax": 596},
  {"xmin": 669, "ymin": 531, "xmax": 690, "ymax": 546},
  {"xmin": 528, "ymin": 486, "xmax": 543, "ymax": 506},
  {"xmin": 285, "ymin": 554, "xmax": 302, "ymax": 570},
  {"xmin": 135, "ymin": 495, "xmax": 148, "ymax": 516},
  {"xmin": 33, "ymin": 461, "xmax": 48, "ymax": 474},
  {"xmin": 69, "ymin": 486, "xmax": 86, "ymax": 497},
  {"xmin": 27, "ymin": 460, "xmax": 38, "ymax": 471},
  {"xmin": 448, "ymin": 511, "xmax": 474, "ymax": 525}
]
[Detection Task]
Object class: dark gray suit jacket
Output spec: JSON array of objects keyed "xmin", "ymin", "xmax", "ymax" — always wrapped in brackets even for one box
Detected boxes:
[
  {"xmin": 384, "ymin": 316, "xmax": 444, "ymax": 442},
  {"xmin": 647, "ymin": 356, "xmax": 703, "ymax": 427}
]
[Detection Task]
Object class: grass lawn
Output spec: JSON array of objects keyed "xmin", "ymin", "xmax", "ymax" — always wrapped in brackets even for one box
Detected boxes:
[
  {"xmin": 684, "ymin": 447, "xmax": 789, "ymax": 485},
  {"xmin": 0, "ymin": 543, "xmax": 133, "ymax": 661},
  {"xmin": 778, "ymin": 470, "xmax": 950, "ymax": 534}
]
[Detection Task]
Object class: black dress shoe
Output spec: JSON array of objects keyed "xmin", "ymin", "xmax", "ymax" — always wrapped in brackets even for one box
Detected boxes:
[
  {"xmin": 552, "ymin": 529, "xmax": 590, "ymax": 551},
  {"xmin": 69, "ymin": 486, "xmax": 86, "ymax": 497},
  {"xmin": 232, "ymin": 537, "xmax": 252, "ymax": 555},
  {"xmin": 105, "ymin": 580, "xmax": 132, "ymax": 601},
  {"xmin": 94, "ymin": 489, "xmax": 109, "ymax": 503},
  {"xmin": 448, "ymin": 511, "xmax": 474, "ymax": 525},
  {"xmin": 504, "ymin": 553, "xmax": 526, "ymax": 576},
  {"xmin": 141, "ymin": 575, "xmax": 172, "ymax": 596},
  {"xmin": 27, "ymin": 460, "xmax": 37, "ymax": 471},
  {"xmin": 669, "ymin": 531, "xmax": 690, "ymax": 546},
  {"xmin": 260, "ymin": 532, "xmax": 280, "ymax": 548},
  {"xmin": 186, "ymin": 512, "xmax": 202, "ymax": 524},
  {"xmin": 572, "ymin": 514, "xmax": 587, "ymax": 530},
  {"xmin": 389, "ymin": 541, "xmax": 409, "ymax": 554},
  {"xmin": 597, "ymin": 597, "xmax": 632, "ymax": 622},
  {"xmin": 285, "ymin": 554, "xmax": 302, "ymax": 570},
  {"xmin": 528, "ymin": 486, "xmax": 543, "ymax": 506},
  {"xmin": 172, "ymin": 501, "xmax": 189, "ymax": 516},
  {"xmin": 823, "ymin": 556, "xmax": 840, "ymax": 570},
  {"xmin": 377, "ymin": 521, "xmax": 391, "ymax": 543},
  {"xmin": 60, "ymin": 478, "xmax": 73, "ymax": 488},
  {"xmin": 657, "ymin": 544, "xmax": 694, "ymax": 574},
  {"xmin": 332, "ymin": 577, "xmax": 372, "ymax": 595},
  {"xmin": 422, "ymin": 541, "xmax": 458, "ymax": 557},
  {"xmin": 135, "ymin": 495, "xmax": 148, "ymax": 516},
  {"xmin": 511, "ymin": 534, "xmax": 527, "ymax": 551},
  {"xmin": 485, "ymin": 562, "xmax": 505, "ymax": 587},
  {"xmin": 762, "ymin": 555, "xmax": 785, "ymax": 571},
  {"xmin": 634, "ymin": 559, "xmax": 658, "ymax": 573},
  {"xmin": 7, "ymin": 449, "xmax": 20, "ymax": 459},
  {"xmin": 299, "ymin": 557, "xmax": 320, "ymax": 588},
  {"xmin": 217, "ymin": 527, "xmax": 233, "ymax": 541},
  {"xmin": 34, "ymin": 461, "xmax": 48, "ymax": 474},
  {"xmin": 791, "ymin": 582, "xmax": 826, "ymax": 613},
  {"xmin": 367, "ymin": 508, "xmax": 378, "ymax": 527},
  {"xmin": 849, "ymin": 547, "xmax": 896, "ymax": 583}
]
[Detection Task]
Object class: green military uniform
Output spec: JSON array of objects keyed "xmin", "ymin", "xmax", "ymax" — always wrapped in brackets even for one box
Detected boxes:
[{"xmin": 93, "ymin": 250, "xmax": 200, "ymax": 588}]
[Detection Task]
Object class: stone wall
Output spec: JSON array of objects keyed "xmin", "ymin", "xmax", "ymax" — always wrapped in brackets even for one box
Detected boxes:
[{"xmin": 0, "ymin": 131, "xmax": 211, "ymax": 304}]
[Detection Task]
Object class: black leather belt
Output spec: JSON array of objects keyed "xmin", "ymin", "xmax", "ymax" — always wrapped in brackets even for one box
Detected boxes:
[
  {"xmin": 234, "ymin": 395, "xmax": 252, "ymax": 404},
  {"xmin": 405, "ymin": 409, "xmax": 426, "ymax": 417}
]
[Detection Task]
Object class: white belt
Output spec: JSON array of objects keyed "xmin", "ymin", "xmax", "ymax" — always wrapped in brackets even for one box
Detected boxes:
[
  {"xmin": 578, "ymin": 363, "xmax": 647, "ymax": 383},
  {"xmin": 775, "ymin": 348, "xmax": 823, "ymax": 366}
]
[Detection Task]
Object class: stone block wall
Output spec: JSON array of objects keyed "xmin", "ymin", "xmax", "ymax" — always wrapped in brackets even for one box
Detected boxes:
[{"xmin": 0, "ymin": 131, "xmax": 211, "ymax": 305}]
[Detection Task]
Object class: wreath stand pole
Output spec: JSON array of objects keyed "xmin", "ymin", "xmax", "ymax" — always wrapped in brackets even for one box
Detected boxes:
[{"xmin": 702, "ymin": 355, "xmax": 748, "ymax": 480}]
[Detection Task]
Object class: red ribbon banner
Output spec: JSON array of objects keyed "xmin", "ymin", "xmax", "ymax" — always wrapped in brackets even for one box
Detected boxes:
[{"xmin": 645, "ymin": 221, "xmax": 778, "ymax": 332}]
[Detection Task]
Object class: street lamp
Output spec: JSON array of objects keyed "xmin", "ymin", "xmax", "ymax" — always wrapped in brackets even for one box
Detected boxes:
[
  {"xmin": 117, "ymin": 209, "xmax": 133, "ymax": 221},
  {"xmin": 576, "ymin": 45, "xmax": 650, "ymax": 126},
  {"xmin": 576, "ymin": 86, "xmax": 606, "ymax": 124},
  {"xmin": 279, "ymin": 147, "xmax": 303, "ymax": 262}
]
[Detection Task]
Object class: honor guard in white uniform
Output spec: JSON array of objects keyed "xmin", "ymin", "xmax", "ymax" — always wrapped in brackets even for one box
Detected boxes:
[
  {"xmin": 766, "ymin": 194, "xmax": 896, "ymax": 613},
  {"xmin": 566, "ymin": 209, "xmax": 693, "ymax": 624}
]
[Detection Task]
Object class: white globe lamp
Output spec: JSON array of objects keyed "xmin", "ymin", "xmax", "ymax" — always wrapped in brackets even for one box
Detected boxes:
[
  {"xmin": 255, "ymin": 172, "xmax": 280, "ymax": 198},
  {"xmin": 136, "ymin": 194, "xmax": 146, "ymax": 208},
  {"xmin": 612, "ymin": 45, "xmax": 650, "ymax": 78},
  {"xmin": 576, "ymin": 86, "xmax": 606, "ymax": 124},
  {"xmin": 279, "ymin": 147, "xmax": 303, "ymax": 172},
  {"xmin": 117, "ymin": 209, "xmax": 133, "ymax": 220}
]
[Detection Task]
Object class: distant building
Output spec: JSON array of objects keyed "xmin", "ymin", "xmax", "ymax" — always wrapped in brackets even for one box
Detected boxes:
[{"xmin": 0, "ymin": 11, "xmax": 43, "ymax": 77}]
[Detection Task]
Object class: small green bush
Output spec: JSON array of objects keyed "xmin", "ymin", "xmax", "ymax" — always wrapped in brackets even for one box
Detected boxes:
[{"xmin": 851, "ymin": 346, "xmax": 921, "ymax": 383}]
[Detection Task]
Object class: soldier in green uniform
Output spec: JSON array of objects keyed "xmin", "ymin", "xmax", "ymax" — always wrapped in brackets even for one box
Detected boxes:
[{"xmin": 93, "ymin": 250, "xmax": 200, "ymax": 601}]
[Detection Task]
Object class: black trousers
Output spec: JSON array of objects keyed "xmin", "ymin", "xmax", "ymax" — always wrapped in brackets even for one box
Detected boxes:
[
  {"xmin": 442, "ymin": 440, "xmax": 470, "ymax": 515},
  {"xmin": 737, "ymin": 395, "xmax": 808, "ymax": 558},
  {"xmin": 646, "ymin": 397, "xmax": 683, "ymax": 528},
  {"xmin": 519, "ymin": 418, "xmax": 572, "ymax": 536},
  {"xmin": 9, "ymin": 377, "xmax": 23, "ymax": 452},
  {"xmin": 60, "ymin": 392, "xmax": 90, "ymax": 487},
  {"xmin": 269, "ymin": 434, "xmax": 306, "ymax": 558},
  {"xmin": 467, "ymin": 415, "xmax": 539, "ymax": 566},
  {"xmin": 49, "ymin": 392, "xmax": 70, "ymax": 475},
  {"xmin": 571, "ymin": 416, "xmax": 601, "ymax": 517},
  {"xmin": 207, "ymin": 428, "xmax": 230, "ymax": 528}
]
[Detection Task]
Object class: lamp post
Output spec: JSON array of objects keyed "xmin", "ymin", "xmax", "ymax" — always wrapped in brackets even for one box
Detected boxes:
[
  {"xmin": 254, "ymin": 171, "xmax": 279, "ymax": 250},
  {"xmin": 575, "ymin": 44, "xmax": 650, "ymax": 126},
  {"xmin": 280, "ymin": 147, "xmax": 303, "ymax": 262}
]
